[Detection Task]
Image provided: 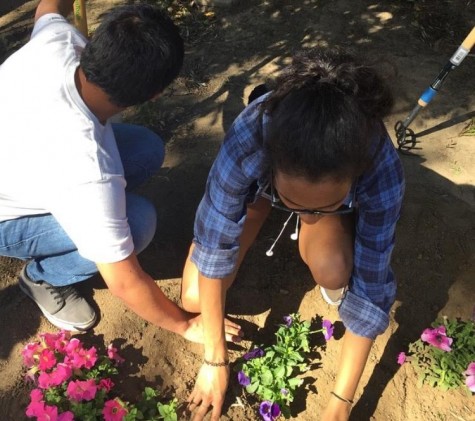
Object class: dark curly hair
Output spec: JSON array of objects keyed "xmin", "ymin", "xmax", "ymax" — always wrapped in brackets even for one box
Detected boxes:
[
  {"xmin": 80, "ymin": 4, "xmax": 184, "ymax": 107},
  {"xmin": 263, "ymin": 47, "xmax": 394, "ymax": 181}
]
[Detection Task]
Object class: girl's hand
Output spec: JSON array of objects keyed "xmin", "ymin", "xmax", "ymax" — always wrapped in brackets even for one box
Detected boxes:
[{"xmin": 321, "ymin": 396, "xmax": 352, "ymax": 421}]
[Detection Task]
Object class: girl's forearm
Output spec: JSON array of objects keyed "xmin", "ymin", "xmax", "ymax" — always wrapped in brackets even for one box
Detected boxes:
[{"xmin": 333, "ymin": 330, "xmax": 373, "ymax": 400}]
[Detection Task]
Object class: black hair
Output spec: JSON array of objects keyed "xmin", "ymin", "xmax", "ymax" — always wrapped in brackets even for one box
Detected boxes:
[
  {"xmin": 263, "ymin": 47, "xmax": 394, "ymax": 181},
  {"xmin": 80, "ymin": 4, "xmax": 184, "ymax": 107}
]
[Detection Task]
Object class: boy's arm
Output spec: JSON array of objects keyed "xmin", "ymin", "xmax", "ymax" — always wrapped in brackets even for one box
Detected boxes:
[
  {"xmin": 96, "ymin": 253, "xmax": 205, "ymax": 342},
  {"xmin": 35, "ymin": 0, "xmax": 75, "ymax": 21}
]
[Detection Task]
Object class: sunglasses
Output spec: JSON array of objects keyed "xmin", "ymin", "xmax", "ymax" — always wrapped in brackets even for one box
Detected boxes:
[{"xmin": 270, "ymin": 179, "xmax": 356, "ymax": 216}]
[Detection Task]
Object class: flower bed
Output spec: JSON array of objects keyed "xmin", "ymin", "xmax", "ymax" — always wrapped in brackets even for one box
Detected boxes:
[
  {"xmin": 22, "ymin": 331, "xmax": 178, "ymax": 421},
  {"xmin": 236, "ymin": 313, "xmax": 334, "ymax": 420},
  {"xmin": 398, "ymin": 318, "xmax": 475, "ymax": 393}
]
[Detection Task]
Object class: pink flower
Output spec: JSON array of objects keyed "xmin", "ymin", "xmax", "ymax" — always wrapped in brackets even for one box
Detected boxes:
[
  {"xmin": 57, "ymin": 411, "xmax": 74, "ymax": 421},
  {"xmin": 37, "ymin": 371, "xmax": 53, "ymax": 389},
  {"xmin": 421, "ymin": 326, "xmax": 453, "ymax": 352},
  {"xmin": 102, "ymin": 399, "xmax": 128, "ymax": 421},
  {"xmin": 82, "ymin": 346, "xmax": 98, "ymax": 369},
  {"xmin": 38, "ymin": 348, "xmax": 57, "ymax": 371},
  {"xmin": 464, "ymin": 362, "xmax": 475, "ymax": 392},
  {"xmin": 98, "ymin": 378, "xmax": 115, "ymax": 392},
  {"xmin": 26, "ymin": 401, "xmax": 58, "ymax": 420},
  {"xmin": 107, "ymin": 344, "xmax": 125, "ymax": 365},
  {"xmin": 322, "ymin": 319, "xmax": 334, "ymax": 341},
  {"xmin": 66, "ymin": 379, "xmax": 98, "ymax": 402},
  {"xmin": 53, "ymin": 331, "xmax": 71, "ymax": 353},
  {"xmin": 65, "ymin": 338, "xmax": 82, "ymax": 356},
  {"xmin": 26, "ymin": 401, "xmax": 45, "ymax": 418},
  {"xmin": 30, "ymin": 389, "xmax": 44, "ymax": 402},
  {"xmin": 22, "ymin": 342, "xmax": 41, "ymax": 367},
  {"xmin": 397, "ymin": 352, "xmax": 406, "ymax": 365},
  {"xmin": 49, "ymin": 363, "xmax": 72, "ymax": 386},
  {"xmin": 64, "ymin": 346, "xmax": 97, "ymax": 370},
  {"xmin": 39, "ymin": 332, "xmax": 69, "ymax": 351},
  {"xmin": 36, "ymin": 404, "xmax": 59, "ymax": 421}
]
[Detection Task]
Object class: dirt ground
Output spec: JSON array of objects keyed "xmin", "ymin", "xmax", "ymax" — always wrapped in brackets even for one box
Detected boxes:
[{"xmin": 1, "ymin": 0, "xmax": 475, "ymax": 420}]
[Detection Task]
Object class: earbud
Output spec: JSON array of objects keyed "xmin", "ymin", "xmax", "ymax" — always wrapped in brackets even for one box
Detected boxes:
[
  {"xmin": 266, "ymin": 250, "xmax": 274, "ymax": 257},
  {"xmin": 290, "ymin": 215, "xmax": 299, "ymax": 240}
]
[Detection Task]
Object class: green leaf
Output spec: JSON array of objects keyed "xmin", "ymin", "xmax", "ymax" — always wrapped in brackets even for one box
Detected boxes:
[
  {"xmin": 246, "ymin": 381, "xmax": 260, "ymax": 394},
  {"xmin": 260, "ymin": 370, "xmax": 274, "ymax": 386}
]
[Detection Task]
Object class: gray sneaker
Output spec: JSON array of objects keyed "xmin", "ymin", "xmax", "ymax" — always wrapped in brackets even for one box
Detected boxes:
[{"xmin": 18, "ymin": 266, "xmax": 97, "ymax": 331}]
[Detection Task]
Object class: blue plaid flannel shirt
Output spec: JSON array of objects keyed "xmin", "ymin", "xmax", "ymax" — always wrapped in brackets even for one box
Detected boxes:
[{"xmin": 191, "ymin": 95, "xmax": 405, "ymax": 339}]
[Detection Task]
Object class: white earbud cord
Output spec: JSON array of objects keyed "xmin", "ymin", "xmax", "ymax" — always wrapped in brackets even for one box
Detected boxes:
[{"xmin": 266, "ymin": 212, "xmax": 296, "ymax": 257}]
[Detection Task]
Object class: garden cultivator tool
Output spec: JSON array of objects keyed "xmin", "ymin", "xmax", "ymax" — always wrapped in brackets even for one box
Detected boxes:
[
  {"xmin": 73, "ymin": 0, "xmax": 88, "ymax": 37},
  {"xmin": 395, "ymin": 26, "xmax": 475, "ymax": 153}
]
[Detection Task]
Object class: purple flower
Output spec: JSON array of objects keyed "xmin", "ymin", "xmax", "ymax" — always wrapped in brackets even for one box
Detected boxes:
[
  {"xmin": 237, "ymin": 371, "xmax": 251, "ymax": 386},
  {"xmin": 259, "ymin": 401, "xmax": 280, "ymax": 421},
  {"xmin": 280, "ymin": 388, "xmax": 289, "ymax": 396},
  {"xmin": 283, "ymin": 315, "xmax": 293, "ymax": 327},
  {"xmin": 397, "ymin": 352, "xmax": 406, "ymax": 365},
  {"xmin": 421, "ymin": 326, "xmax": 453, "ymax": 352},
  {"xmin": 243, "ymin": 348, "xmax": 265, "ymax": 360},
  {"xmin": 464, "ymin": 362, "xmax": 475, "ymax": 392},
  {"xmin": 322, "ymin": 319, "xmax": 334, "ymax": 341}
]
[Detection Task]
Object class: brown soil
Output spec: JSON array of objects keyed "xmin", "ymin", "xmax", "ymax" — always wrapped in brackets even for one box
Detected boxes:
[{"xmin": 1, "ymin": 1, "xmax": 474, "ymax": 420}]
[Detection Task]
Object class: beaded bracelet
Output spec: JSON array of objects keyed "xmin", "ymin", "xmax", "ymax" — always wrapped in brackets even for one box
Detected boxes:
[
  {"xmin": 330, "ymin": 391, "xmax": 354, "ymax": 405},
  {"xmin": 203, "ymin": 358, "xmax": 230, "ymax": 367}
]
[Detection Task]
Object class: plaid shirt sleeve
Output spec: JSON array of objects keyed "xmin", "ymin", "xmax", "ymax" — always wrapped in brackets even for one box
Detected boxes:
[
  {"xmin": 339, "ymin": 130, "xmax": 405, "ymax": 339},
  {"xmin": 191, "ymin": 99, "xmax": 268, "ymax": 278}
]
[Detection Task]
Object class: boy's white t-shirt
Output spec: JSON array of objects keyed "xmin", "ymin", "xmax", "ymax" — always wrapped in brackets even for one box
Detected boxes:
[{"xmin": 0, "ymin": 14, "xmax": 134, "ymax": 263}]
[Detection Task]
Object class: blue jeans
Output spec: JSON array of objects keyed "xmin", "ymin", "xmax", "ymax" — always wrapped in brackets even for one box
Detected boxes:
[{"xmin": 0, "ymin": 123, "xmax": 164, "ymax": 286}]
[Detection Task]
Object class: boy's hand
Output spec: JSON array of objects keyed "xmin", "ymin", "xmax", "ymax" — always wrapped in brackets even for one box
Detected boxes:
[{"xmin": 183, "ymin": 314, "xmax": 243, "ymax": 344}]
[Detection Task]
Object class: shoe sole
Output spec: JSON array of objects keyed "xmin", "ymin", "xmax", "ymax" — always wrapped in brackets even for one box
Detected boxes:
[{"xmin": 19, "ymin": 278, "xmax": 97, "ymax": 332}]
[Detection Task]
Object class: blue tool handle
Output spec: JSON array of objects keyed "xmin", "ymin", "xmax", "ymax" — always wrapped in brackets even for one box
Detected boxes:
[{"xmin": 418, "ymin": 87, "xmax": 438, "ymax": 107}]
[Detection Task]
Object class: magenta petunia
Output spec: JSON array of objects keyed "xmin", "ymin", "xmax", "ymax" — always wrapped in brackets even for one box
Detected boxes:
[
  {"xmin": 26, "ymin": 401, "xmax": 58, "ymax": 420},
  {"xmin": 322, "ymin": 319, "xmax": 334, "ymax": 341},
  {"xmin": 107, "ymin": 344, "xmax": 125, "ymax": 365},
  {"xmin": 22, "ymin": 342, "xmax": 41, "ymax": 367},
  {"xmin": 66, "ymin": 379, "xmax": 98, "ymax": 402},
  {"xmin": 57, "ymin": 411, "xmax": 75, "ymax": 421},
  {"xmin": 53, "ymin": 331, "xmax": 71, "ymax": 353},
  {"xmin": 37, "ymin": 371, "xmax": 53, "ymax": 389},
  {"xmin": 64, "ymin": 338, "xmax": 82, "ymax": 356},
  {"xmin": 98, "ymin": 378, "xmax": 115, "ymax": 392},
  {"xmin": 103, "ymin": 399, "xmax": 128, "ymax": 421},
  {"xmin": 397, "ymin": 352, "xmax": 406, "ymax": 365},
  {"xmin": 464, "ymin": 362, "xmax": 475, "ymax": 392},
  {"xmin": 30, "ymin": 388, "xmax": 43, "ymax": 403},
  {"xmin": 38, "ymin": 348, "xmax": 56, "ymax": 371},
  {"xmin": 25, "ymin": 401, "xmax": 44, "ymax": 418},
  {"xmin": 49, "ymin": 363, "xmax": 73, "ymax": 387},
  {"xmin": 39, "ymin": 331, "xmax": 70, "ymax": 351},
  {"xmin": 82, "ymin": 346, "xmax": 98, "ymax": 369},
  {"xmin": 421, "ymin": 326, "xmax": 453, "ymax": 352}
]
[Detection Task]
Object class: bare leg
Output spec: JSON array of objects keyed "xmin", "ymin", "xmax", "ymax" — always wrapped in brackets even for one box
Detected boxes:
[
  {"xmin": 181, "ymin": 197, "xmax": 271, "ymax": 312},
  {"xmin": 298, "ymin": 213, "xmax": 354, "ymax": 291}
]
